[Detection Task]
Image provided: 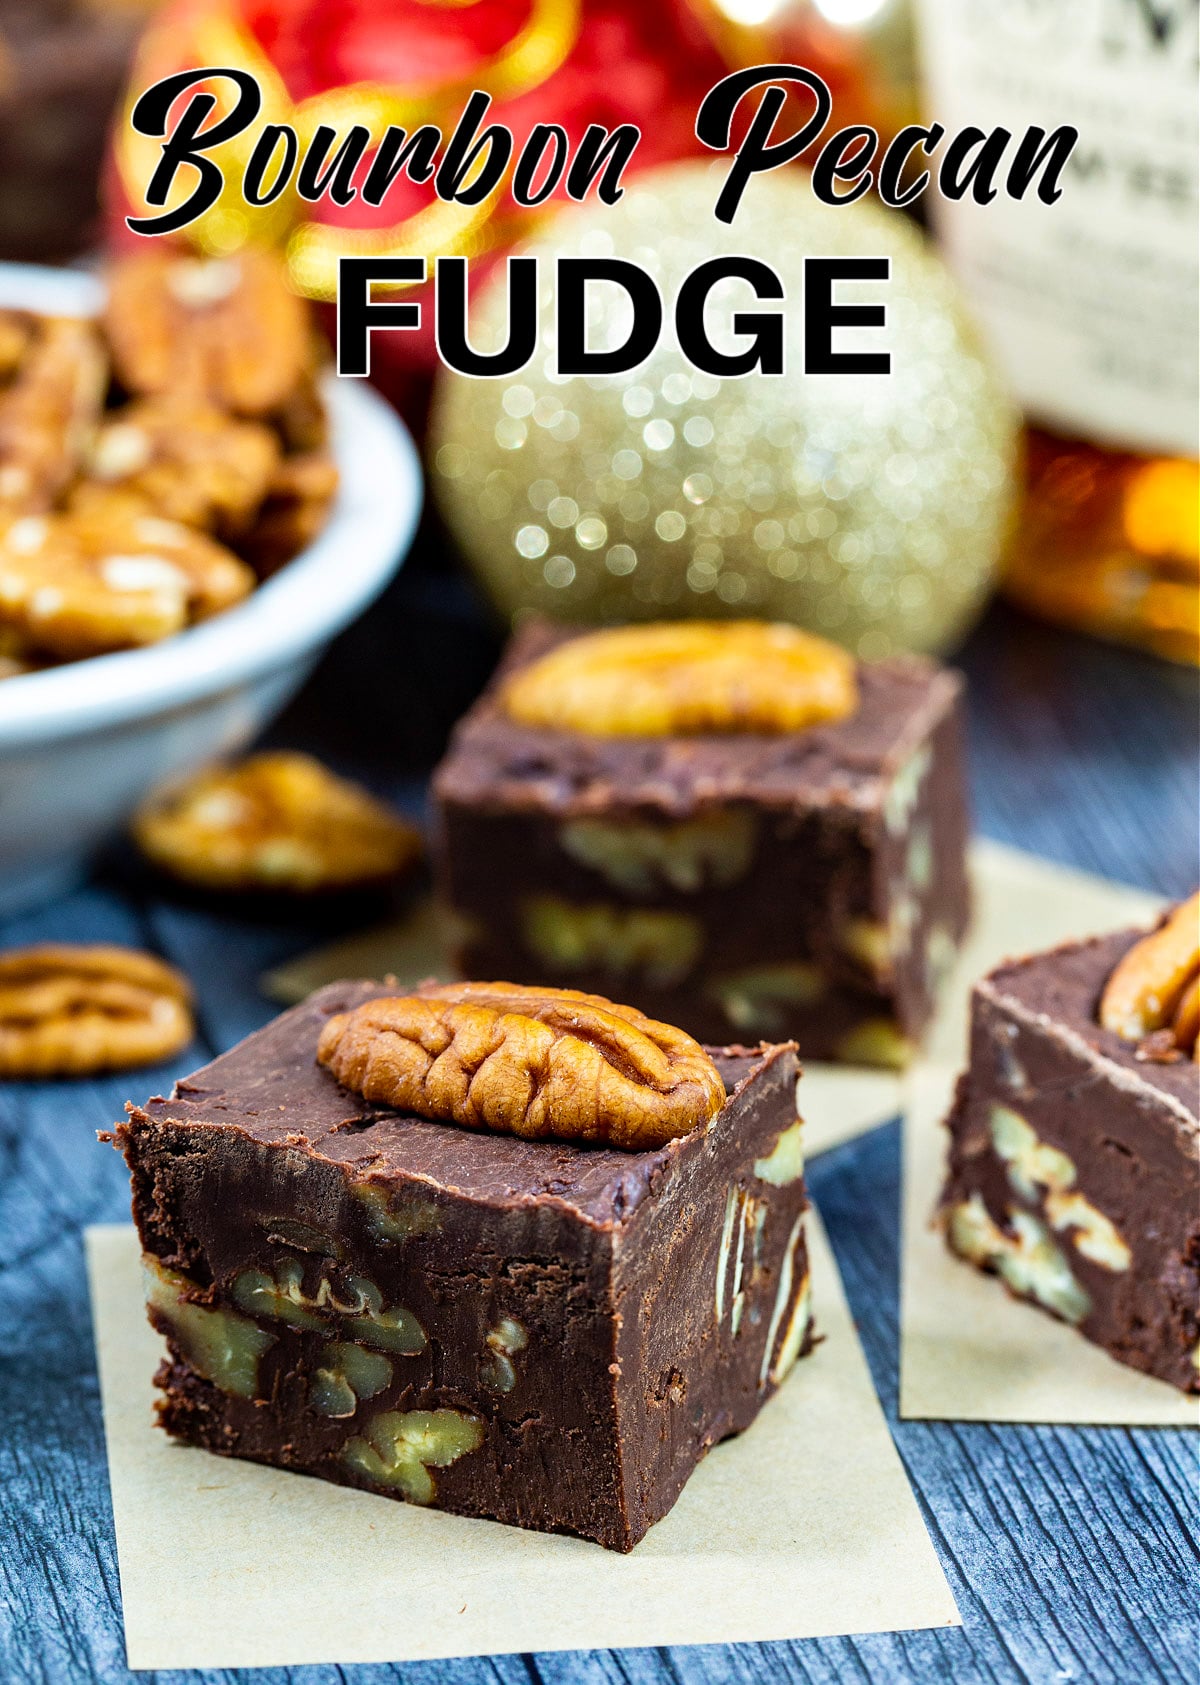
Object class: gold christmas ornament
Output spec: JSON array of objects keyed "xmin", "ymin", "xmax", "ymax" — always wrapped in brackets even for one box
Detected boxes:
[{"xmin": 429, "ymin": 163, "xmax": 1019, "ymax": 657}]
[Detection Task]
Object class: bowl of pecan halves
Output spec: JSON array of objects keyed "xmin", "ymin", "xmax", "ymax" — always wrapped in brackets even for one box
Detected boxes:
[{"xmin": 0, "ymin": 251, "xmax": 421, "ymax": 915}]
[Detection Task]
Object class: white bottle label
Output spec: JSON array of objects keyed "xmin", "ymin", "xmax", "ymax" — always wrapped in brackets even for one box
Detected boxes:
[{"xmin": 917, "ymin": 0, "xmax": 1199, "ymax": 457}]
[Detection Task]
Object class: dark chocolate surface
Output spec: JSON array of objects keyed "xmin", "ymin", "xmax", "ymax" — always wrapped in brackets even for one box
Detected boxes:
[
  {"xmin": 142, "ymin": 980, "xmax": 782, "ymax": 1227},
  {"xmin": 980, "ymin": 927, "xmax": 1199, "ymax": 1131},
  {"xmin": 433, "ymin": 618, "xmax": 962, "ymax": 820}
]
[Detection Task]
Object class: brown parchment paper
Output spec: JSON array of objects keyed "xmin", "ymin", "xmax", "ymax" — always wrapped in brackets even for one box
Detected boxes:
[
  {"xmin": 261, "ymin": 841, "xmax": 1164, "ymax": 1161},
  {"xmin": 900, "ymin": 1064, "xmax": 1199, "ymax": 1427},
  {"xmin": 86, "ymin": 1210, "xmax": 959, "ymax": 1671},
  {"xmin": 922, "ymin": 839, "xmax": 1166, "ymax": 1068}
]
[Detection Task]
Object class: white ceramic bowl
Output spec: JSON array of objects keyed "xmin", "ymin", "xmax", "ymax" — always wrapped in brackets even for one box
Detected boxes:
[{"xmin": 0, "ymin": 265, "xmax": 422, "ymax": 915}]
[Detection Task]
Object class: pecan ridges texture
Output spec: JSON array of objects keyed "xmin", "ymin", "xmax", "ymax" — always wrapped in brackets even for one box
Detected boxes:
[{"xmin": 317, "ymin": 981, "xmax": 726, "ymax": 1149}]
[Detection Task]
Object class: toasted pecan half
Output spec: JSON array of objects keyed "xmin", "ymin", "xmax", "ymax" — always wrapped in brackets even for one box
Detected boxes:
[
  {"xmin": 0, "ymin": 944, "xmax": 193, "ymax": 1077},
  {"xmin": 1100, "ymin": 891, "xmax": 1200, "ymax": 1060},
  {"xmin": 132, "ymin": 752, "xmax": 422, "ymax": 893},
  {"xmin": 317, "ymin": 980, "xmax": 727, "ymax": 1150},
  {"xmin": 105, "ymin": 248, "xmax": 310, "ymax": 419},
  {"xmin": 502, "ymin": 621, "xmax": 858, "ymax": 737}
]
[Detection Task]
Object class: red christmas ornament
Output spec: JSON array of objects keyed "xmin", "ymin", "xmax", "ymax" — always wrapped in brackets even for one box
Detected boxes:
[
  {"xmin": 106, "ymin": 1, "xmax": 908, "ymax": 427},
  {"xmin": 106, "ymin": 0, "xmax": 736, "ymax": 423}
]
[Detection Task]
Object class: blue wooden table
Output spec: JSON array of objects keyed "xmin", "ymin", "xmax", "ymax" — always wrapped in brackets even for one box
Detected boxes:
[{"xmin": 2, "ymin": 552, "xmax": 1197, "ymax": 1685}]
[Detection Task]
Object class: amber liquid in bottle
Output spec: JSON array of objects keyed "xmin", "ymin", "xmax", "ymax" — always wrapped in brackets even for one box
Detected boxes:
[
  {"xmin": 1008, "ymin": 432, "xmax": 1199, "ymax": 665},
  {"xmin": 917, "ymin": 1, "xmax": 1199, "ymax": 662}
]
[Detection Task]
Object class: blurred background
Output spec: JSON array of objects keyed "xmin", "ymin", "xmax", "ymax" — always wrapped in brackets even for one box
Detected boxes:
[
  {"xmin": 5, "ymin": 0, "xmax": 1196, "ymax": 665},
  {"xmin": 0, "ymin": 0, "xmax": 1196, "ymax": 907}
]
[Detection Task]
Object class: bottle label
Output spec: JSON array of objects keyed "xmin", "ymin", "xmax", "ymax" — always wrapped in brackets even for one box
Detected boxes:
[{"xmin": 918, "ymin": 0, "xmax": 1199, "ymax": 457}]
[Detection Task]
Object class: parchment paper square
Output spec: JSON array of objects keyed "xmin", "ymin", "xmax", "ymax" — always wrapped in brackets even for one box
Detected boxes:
[
  {"xmin": 922, "ymin": 840, "xmax": 1165, "ymax": 1069},
  {"xmin": 900, "ymin": 1065, "xmax": 1200, "ymax": 1428},
  {"xmin": 87, "ymin": 1210, "xmax": 959, "ymax": 1671}
]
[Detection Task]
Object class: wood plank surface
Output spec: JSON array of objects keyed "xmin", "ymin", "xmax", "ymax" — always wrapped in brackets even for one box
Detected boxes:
[{"xmin": 1, "ymin": 553, "xmax": 1196, "ymax": 1685}]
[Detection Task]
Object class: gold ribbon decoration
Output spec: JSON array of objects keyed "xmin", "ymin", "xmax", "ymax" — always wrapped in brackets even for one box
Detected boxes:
[
  {"xmin": 117, "ymin": 0, "xmax": 580, "ymax": 300},
  {"xmin": 117, "ymin": 7, "xmax": 301, "ymax": 257}
]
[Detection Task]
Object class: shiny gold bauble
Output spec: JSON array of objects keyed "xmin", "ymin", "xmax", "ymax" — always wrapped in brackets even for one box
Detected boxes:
[{"xmin": 429, "ymin": 163, "xmax": 1019, "ymax": 657}]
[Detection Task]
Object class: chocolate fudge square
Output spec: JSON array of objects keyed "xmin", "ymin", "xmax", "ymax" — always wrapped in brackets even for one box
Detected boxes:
[
  {"xmin": 940, "ymin": 927, "xmax": 1199, "ymax": 1393},
  {"xmin": 113, "ymin": 982, "xmax": 814, "ymax": 1550},
  {"xmin": 432, "ymin": 619, "xmax": 970, "ymax": 1066}
]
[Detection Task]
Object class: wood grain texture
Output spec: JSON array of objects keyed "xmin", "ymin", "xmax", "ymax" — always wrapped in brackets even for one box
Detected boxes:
[{"xmin": 1, "ymin": 560, "xmax": 1196, "ymax": 1685}]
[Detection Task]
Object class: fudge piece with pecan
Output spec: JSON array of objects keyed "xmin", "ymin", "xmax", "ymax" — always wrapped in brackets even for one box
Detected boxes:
[
  {"xmin": 939, "ymin": 893, "xmax": 1200, "ymax": 1393},
  {"xmin": 111, "ymin": 980, "xmax": 814, "ymax": 1550},
  {"xmin": 433, "ymin": 619, "xmax": 970, "ymax": 1066}
]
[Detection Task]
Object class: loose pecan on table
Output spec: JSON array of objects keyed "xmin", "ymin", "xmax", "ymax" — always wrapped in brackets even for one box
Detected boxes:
[
  {"xmin": 0, "ymin": 944, "xmax": 193, "ymax": 1077},
  {"xmin": 132, "ymin": 752, "xmax": 423, "ymax": 894}
]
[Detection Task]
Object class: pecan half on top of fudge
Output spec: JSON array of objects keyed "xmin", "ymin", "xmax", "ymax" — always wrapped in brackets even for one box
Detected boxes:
[
  {"xmin": 432, "ymin": 620, "xmax": 970, "ymax": 1066},
  {"xmin": 110, "ymin": 979, "xmax": 815, "ymax": 1551},
  {"xmin": 940, "ymin": 892, "xmax": 1200, "ymax": 1393}
]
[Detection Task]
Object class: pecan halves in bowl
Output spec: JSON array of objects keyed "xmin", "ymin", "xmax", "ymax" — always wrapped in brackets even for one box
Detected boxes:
[
  {"xmin": 76, "ymin": 397, "xmax": 282, "ymax": 539},
  {"xmin": 317, "ymin": 981, "xmax": 727, "ymax": 1150},
  {"xmin": 0, "ymin": 312, "xmax": 107, "ymax": 514},
  {"xmin": 501, "ymin": 620, "xmax": 859, "ymax": 737},
  {"xmin": 104, "ymin": 248, "xmax": 311, "ymax": 420},
  {"xmin": 1099, "ymin": 890, "xmax": 1200, "ymax": 1060},
  {"xmin": 0, "ymin": 944, "xmax": 193, "ymax": 1077},
  {"xmin": 239, "ymin": 448, "xmax": 340, "ymax": 577}
]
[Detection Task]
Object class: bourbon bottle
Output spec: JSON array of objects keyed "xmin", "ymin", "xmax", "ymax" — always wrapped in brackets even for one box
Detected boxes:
[{"xmin": 916, "ymin": 0, "xmax": 1199, "ymax": 662}]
